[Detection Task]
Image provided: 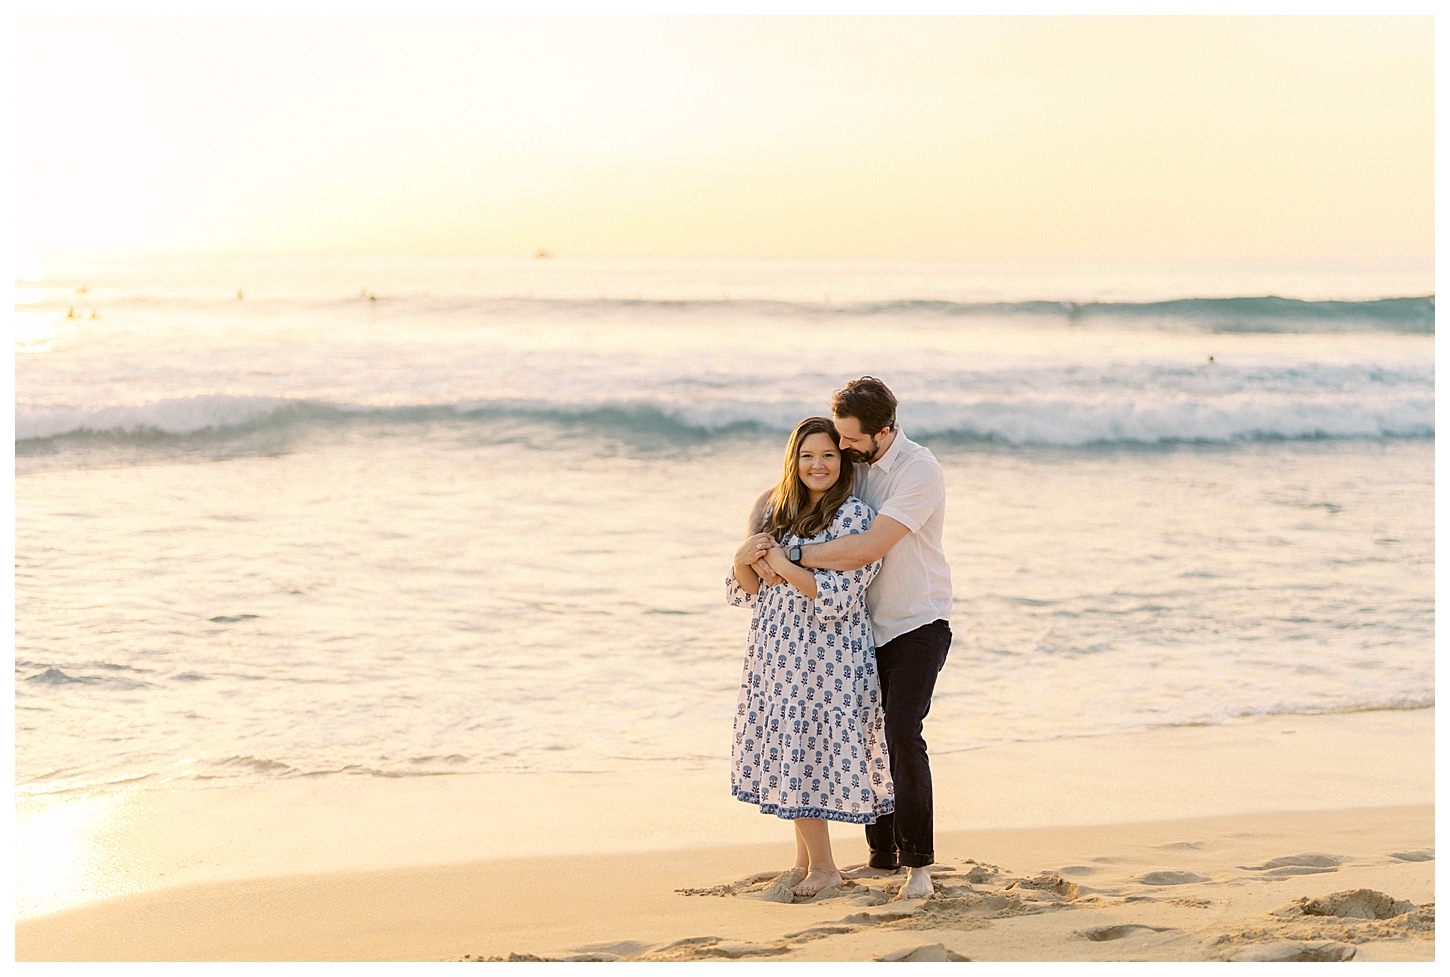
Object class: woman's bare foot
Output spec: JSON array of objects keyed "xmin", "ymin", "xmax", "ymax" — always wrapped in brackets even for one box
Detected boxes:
[
  {"xmin": 758, "ymin": 867, "xmax": 808, "ymax": 903},
  {"xmin": 773, "ymin": 867, "xmax": 807, "ymax": 888},
  {"xmin": 891, "ymin": 866, "xmax": 934, "ymax": 901},
  {"xmin": 840, "ymin": 864, "xmax": 900, "ymax": 880},
  {"xmin": 791, "ymin": 868, "xmax": 843, "ymax": 897}
]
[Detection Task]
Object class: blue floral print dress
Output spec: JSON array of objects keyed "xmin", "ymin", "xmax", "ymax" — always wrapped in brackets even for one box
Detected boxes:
[{"xmin": 726, "ymin": 496, "xmax": 893, "ymax": 824}]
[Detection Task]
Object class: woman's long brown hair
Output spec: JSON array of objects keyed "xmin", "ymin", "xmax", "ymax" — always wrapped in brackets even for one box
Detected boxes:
[{"xmin": 765, "ymin": 416, "xmax": 854, "ymax": 542}]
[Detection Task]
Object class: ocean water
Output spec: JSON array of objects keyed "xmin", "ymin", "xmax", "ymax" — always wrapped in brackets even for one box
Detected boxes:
[{"xmin": 14, "ymin": 254, "xmax": 1434, "ymax": 799}]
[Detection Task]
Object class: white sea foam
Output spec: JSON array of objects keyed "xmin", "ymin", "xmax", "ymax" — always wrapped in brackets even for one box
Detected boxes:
[
  {"xmin": 17, "ymin": 384, "xmax": 1433, "ymax": 445},
  {"xmin": 17, "ymin": 395, "xmax": 292, "ymax": 441}
]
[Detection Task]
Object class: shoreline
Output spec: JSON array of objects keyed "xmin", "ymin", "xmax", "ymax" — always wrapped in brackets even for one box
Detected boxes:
[
  {"xmin": 16, "ymin": 806, "xmax": 1434, "ymax": 962},
  {"xmin": 15, "ymin": 708, "xmax": 1433, "ymax": 960}
]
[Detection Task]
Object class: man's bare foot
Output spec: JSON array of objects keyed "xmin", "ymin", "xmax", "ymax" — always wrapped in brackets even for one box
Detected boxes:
[
  {"xmin": 840, "ymin": 864, "xmax": 900, "ymax": 880},
  {"xmin": 891, "ymin": 866, "xmax": 934, "ymax": 901},
  {"xmin": 791, "ymin": 868, "xmax": 843, "ymax": 897}
]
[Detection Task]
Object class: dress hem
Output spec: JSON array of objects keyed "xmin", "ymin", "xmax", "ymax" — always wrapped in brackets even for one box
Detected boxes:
[{"xmin": 732, "ymin": 786, "xmax": 894, "ymax": 825}]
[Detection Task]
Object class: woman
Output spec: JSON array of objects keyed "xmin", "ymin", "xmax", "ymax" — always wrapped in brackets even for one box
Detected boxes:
[{"xmin": 727, "ymin": 416, "xmax": 892, "ymax": 898}]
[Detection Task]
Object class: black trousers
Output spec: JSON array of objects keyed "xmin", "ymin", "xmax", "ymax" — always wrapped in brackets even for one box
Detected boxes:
[{"xmin": 865, "ymin": 619, "xmax": 952, "ymax": 869}]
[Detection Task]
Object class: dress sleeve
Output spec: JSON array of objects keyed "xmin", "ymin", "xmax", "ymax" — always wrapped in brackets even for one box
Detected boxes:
[
  {"xmin": 811, "ymin": 499, "xmax": 881, "ymax": 623},
  {"xmin": 726, "ymin": 568, "xmax": 757, "ymax": 608}
]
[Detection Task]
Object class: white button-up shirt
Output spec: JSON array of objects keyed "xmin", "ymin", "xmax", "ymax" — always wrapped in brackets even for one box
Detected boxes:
[{"xmin": 852, "ymin": 429, "xmax": 953, "ymax": 646}]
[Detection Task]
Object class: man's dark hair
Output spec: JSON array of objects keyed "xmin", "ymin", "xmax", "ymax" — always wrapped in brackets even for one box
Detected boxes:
[{"xmin": 831, "ymin": 376, "xmax": 898, "ymax": 435}]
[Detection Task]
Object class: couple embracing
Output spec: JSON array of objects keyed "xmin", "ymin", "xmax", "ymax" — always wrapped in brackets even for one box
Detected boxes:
[{"xmin": 727, "ymin": 376, "xmax": 953, "ymax": 901}]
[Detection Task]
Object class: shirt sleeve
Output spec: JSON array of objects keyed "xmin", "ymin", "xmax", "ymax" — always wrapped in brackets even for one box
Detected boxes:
[
  {"xmin": 877, "ymin": 457, "xmax": 945, "ymax": 533},
  {"xmin": 726, "ymin": 568, "xmax": 757, "ymax": 608},
  {"xmin": 811, "ymin": 500, "xmax": 882, "ymax": 624}
]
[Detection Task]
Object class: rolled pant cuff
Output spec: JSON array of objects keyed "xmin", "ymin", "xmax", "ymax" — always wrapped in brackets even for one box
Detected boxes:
[
  {"xmin": 869, "ymin": 852, "xmax": 900, "ymax": 870},
  {"xmin": 899, "ymin": 852, "xmax": 934, "ymax": 869}
]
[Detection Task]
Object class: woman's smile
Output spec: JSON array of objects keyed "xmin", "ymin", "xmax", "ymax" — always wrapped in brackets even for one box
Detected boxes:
[{"xmin": 796, "ymin": 432, "xmax": 842, "ymax": 503}]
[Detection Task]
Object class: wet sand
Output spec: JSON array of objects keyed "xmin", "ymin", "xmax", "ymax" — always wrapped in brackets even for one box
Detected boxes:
[{"xmin": 15, "ymin": 708, "xmax": 1433, "ymax": 961}]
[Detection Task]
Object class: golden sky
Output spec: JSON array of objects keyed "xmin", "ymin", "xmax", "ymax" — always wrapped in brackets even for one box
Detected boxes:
[{"xmin": 15, "ymin": 15, "xmax": 1434, "ymax": 261}]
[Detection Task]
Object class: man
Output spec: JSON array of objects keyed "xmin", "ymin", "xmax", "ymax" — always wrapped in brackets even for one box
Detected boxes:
[{"xmin": 746, "ymin": 376, "xmax": 952, "ymax": 901}]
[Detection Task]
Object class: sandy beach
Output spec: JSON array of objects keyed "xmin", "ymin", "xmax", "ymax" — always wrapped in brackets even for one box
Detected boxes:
[
  {"xmin": 16, "ymin": 707, "xmax": 1433, "ymax": 962},
  {"xmin": 16, "ymin": 14, "xmax": 1434, "ymax": 968}
]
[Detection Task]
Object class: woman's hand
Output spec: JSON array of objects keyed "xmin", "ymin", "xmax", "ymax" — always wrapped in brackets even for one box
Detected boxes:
[
  {"xmin": 759, "ymin": 540, "xmax": 818, "ymax": 599},
  {"xmin": 734, "ymin": 532, "xmax": 777, "ymax": 568},
  {"xmin": 762, "ymin": 540, "xmax": 793, "ymax": 574},
  {"xmin": 754, "ymin": 557, "xmax": 784, "ymax": 587},
  {"xmin": 733, "ymin": 532, "xmax": 782, "ymax": 594}
]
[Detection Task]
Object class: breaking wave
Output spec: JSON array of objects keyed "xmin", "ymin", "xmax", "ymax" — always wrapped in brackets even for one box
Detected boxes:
[{"xmin": 16, "ymin": 388, "xmax": 1434, "ymax": 448}]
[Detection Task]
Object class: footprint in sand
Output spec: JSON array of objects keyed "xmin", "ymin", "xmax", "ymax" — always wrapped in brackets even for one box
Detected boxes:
[
  {"xmin": 876, "ymin": 943, "xmax": 970, "ymax": 961},
  {"xmin": 782, "ymin": 925, "xmax": 857, "ymax": 942},
  {"xmin": 1078, "ymin": 924, "xmax": 1176, "ymax": 942},
  {"xmin": 1137, "ymin": 871, "xmax": 1209, "ymax": 886},
  {"xmin": 648, "ymin": 935, "xmax": 788, "ymax": 960},
  {"xmin": 636, "ymin": 936, "xmax": 791, "ymax": 960},
  {"xmin": 960, "ymin": 862, "xmax": 1004, "ymax": 884},
  {"xmin": 1390, "ymin": 849, "xmax": 1434, "ymax": 862},
  {"xmin": 1239, "ymin": 854, "xmax": 1344, "ymax": 877},
  {"xmin": 1271, "ymin": 888, "xmax": 1418, "ymax": 920},
  {"xmin": 1005, "ymin": 872, "xmax": 1080, "ymax": 900},
  {"xmin": 1226, "ymin": 940, "xmax": 1357, "ymax": 962},
  {"xmin": 835, "ymin": 904, "xmax": 922, "ymax": 926},
  {"xmin": 696, "ymin": 942, "xmax": 791, "ymax": 959},
  {"xmin": 570, "ymin": 940, "xmax": 651, "ymax": 958}
]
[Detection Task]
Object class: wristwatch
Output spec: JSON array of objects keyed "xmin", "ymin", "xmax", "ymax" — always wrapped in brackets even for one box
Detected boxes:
[{"xmin": 788, "ymin": 545, "xmax": 803, "ymax": 566}]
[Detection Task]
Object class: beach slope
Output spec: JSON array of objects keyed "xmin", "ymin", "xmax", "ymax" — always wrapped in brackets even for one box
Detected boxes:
[{"xmin": 15, "ymin": 709, "xmax": 1433, "ymax": 962}]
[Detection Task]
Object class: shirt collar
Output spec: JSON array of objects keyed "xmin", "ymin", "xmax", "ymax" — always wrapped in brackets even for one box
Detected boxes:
[{"xmin": 872, "ymin": 427, "xmax": 909, "ymax": 473}]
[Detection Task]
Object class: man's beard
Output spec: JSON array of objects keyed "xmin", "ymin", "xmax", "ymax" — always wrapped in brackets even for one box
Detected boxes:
[{"xmin": 842, "ymin": 436, "xmax": 879, "ymax": 464}]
